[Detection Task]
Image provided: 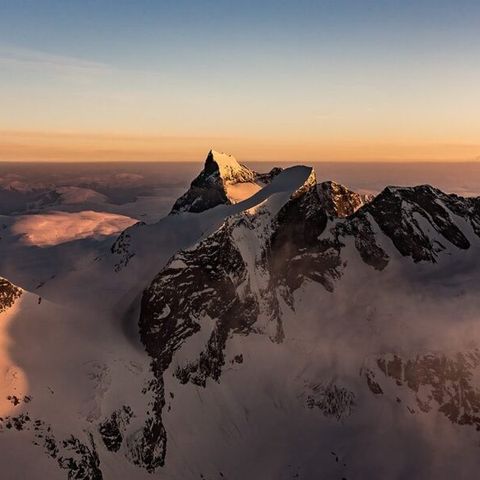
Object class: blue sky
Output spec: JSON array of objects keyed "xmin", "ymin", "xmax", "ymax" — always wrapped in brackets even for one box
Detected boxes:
[
  {"xmin": 1, "ymin": 0, "xmax": 480, "ymax": 161},
  {"xmin": 3, "ymin": 1, "xmax": 479, "ymax": 63}
]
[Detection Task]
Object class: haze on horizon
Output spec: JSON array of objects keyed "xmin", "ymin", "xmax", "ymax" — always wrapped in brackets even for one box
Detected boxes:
[{"xmin": 1, "ymin": 0, "xmax": 480, "ymax": 163}]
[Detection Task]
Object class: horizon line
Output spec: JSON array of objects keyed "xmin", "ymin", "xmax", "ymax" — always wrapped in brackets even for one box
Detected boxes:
[
  {"xmin": 1, "ymin": 158, "xmax": 480, "ymax": 164},
  {"xmin": 1, "ymin": 130, "xmax": 480, "ymax": 164}
]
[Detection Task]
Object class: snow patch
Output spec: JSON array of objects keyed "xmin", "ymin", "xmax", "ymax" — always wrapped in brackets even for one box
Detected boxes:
[
  {"xmin": 225, "ymin": 182, "xmax": 261, "ymax": 203},
  {"xmin": 154, "ymin": 304, "xmax": 171, "ymax": 320}
]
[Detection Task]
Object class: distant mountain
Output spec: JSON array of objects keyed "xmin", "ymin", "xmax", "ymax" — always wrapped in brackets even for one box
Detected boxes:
[{"xmin": 27, "ymin": 186, "xmax": 108, "ymax": 210}]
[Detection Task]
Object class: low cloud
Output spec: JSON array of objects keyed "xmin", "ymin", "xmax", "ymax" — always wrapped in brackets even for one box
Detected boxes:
[{"xmin": 11, "ymin": 210, "xmax": 136, "ymax": 247}]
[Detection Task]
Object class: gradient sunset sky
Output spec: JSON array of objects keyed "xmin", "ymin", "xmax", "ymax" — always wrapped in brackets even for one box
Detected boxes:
[{"xmin": 1, "ymin": 0, "xmax": 480, "ymax": 162}]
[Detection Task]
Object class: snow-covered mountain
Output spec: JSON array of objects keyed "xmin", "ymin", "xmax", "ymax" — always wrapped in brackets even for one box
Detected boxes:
[
  {"xmin": 1, "ymin": 152, "xmax": 480, "ymax": 479},
  {"xmin": 26, "ymin": 186, "xmax": 109, "ymax": 210},
  {"xmin": 134, "ymin": 163, "xmax": 480, "ymax": 478},
  {"xmin": 170, "ymin": 149, "xmax": 282, "ymax": 213}
]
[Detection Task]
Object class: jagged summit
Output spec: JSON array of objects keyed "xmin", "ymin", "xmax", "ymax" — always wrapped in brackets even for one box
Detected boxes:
[
  {"xmin": 204, "ymin": 150, "xmax": 256, "ymax": 183},
  {"xmin": 354, "ymin": 183, "xmax": 479, "ymax": 262},
  {"xmin": 170, "ymin": 149, "xmax": 377, "ymax": 218},
  {"xmin": 170, "ymin": 150, "xmax": 282, "ymax": 214},
  {"xmin": 317, "ymin": 180, "xmax": 374, "ymax": 218}
]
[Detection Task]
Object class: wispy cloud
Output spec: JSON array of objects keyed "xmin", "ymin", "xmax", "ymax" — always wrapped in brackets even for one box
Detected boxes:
[{"xmin": 0, "ymin": 44, "xmax": 111, "ymax": 75}]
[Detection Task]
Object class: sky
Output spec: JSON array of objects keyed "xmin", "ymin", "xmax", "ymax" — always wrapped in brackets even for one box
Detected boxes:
[{"xmin": 1, "ymin": 0, "xmax": 480, "ymax": 162}]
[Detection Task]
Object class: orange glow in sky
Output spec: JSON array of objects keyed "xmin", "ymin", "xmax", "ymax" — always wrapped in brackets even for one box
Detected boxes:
[
  {"xmin": 2, "ymin": 2, "xmax": 480, "ymax": 162},
  {"xmin": 1, "ymin": 130, "xmax": 480, "ymax": 163}
]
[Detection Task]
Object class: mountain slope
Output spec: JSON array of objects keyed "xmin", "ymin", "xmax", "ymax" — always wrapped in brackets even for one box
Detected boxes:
[{"xmin": 0, "ymin": 162, "xmax": 317, "ymax": 479}]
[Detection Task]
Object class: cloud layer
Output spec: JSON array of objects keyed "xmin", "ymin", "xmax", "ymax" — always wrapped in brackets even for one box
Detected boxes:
[{"xmin": 11, "ymin": 210, "xmax": 136, "ymax": 247}]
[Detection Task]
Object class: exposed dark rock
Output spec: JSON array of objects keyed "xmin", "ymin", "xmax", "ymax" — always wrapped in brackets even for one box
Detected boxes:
[
  {"xmin": 99, "ymin": 406, "xmax": 133, "ymax": 452},
  {"xmin": 305, "ymin": 382, "xmax": 355, "ymax": 420},
  {"xmin": 368, "ymin": 350, "xmax": 480, "ymax": 428},
  {"xmin": 233, "ymin": 354, "xmax": 243, "ymax": 364},
  {"xmin": 111, "ymin": 221, "xmax": 145, "ymax": 271},
  {"xmin": 361, "ymin": 185, "xmax": 471, "ymax": 262},
  {"xmin": 58, "ymin": 434, "xmax": 102, "ymax": 480},
  {"xmin": 335, "ymin": 215, "xmax": 389, "ymax": 270},
  {"xmin": 255, "ymin": 167, "xmax": 283, "ymax": 184},
  {"xmin": 0, "ymin": 277, "xmax": 22, "ymax": 313},
  {"xmin": 0, "ymin": 413, "xmax": 103, "ymax": 479},
  {"xmin": 267, "ymin": 173, "xmax": 343, "ymax": 294},
  {"xmin": 126, "ymin": 378, "xmax": 166, "ymax": 473},
  {"xmin": 364, "ymin": 369, "xmax": 383, "ymax": 395},
  {"xmin": 6, "ymin": 395, "xmax": 20, "ymax": 406},
  {"xmin": 317, "ymin": 181, "xmax": 373, "ymax": 218}
]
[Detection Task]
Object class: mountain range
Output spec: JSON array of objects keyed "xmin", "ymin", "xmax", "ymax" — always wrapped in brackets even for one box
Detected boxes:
[{"xmin": 1, "ymin": 150, "xmax": 480, "ymax": 479}]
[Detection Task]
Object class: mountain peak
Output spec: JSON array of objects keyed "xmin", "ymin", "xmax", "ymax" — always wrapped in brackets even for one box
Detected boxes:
[
  {"xmin": 203, "ymin": 149, "xmax": 256, "ymax": 183},
  {"xmin": 170, "ymin": 150, "xmax": 281, "ymax": 214},
  {"xmin": 317, "ymin": 180, "xmax": 374, "ymax": 217}
]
